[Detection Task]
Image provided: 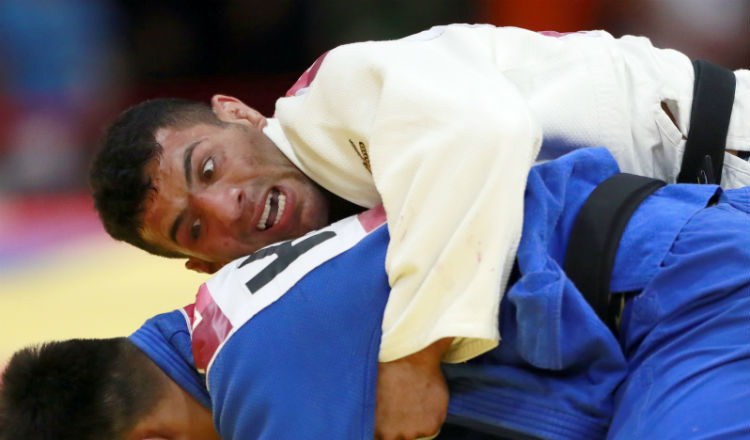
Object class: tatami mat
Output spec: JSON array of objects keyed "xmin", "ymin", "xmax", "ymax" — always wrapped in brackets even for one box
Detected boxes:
[{"xmin": 0, "ymin": 195, "xmax": 207, "ymax": 366}]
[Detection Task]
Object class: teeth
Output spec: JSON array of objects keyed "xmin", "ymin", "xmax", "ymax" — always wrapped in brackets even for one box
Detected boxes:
[
  {"xmin": 257, "ymin": 193, "xmax": 272, "ymax": 230},
  {"xmin": 256, "ymin": 190, "xmax": 286, "ymax": 230},
  {"xmin": 274, "ymin": 193, "xmax": 286, "ymax": 226}
]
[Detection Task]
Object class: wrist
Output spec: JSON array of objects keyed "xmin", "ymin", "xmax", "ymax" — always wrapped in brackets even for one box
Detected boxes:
[{"xmin": 393, "ymin": 337, "xmax": 453, "ymax": 370}]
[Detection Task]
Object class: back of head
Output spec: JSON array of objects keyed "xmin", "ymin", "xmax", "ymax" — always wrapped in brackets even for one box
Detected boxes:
[
  {"xmin": 0, "ymin": 338, "xmax": 163, "ymax": 440},
  {"xmin": 89, "ymin": 98, "xmax": 223, "ymax": 258}
]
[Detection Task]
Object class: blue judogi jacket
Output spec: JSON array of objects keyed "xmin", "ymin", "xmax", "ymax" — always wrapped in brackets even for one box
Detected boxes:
[{"xmin": 130, "ymin": 148, "xmax": 721, "ymax": 440}]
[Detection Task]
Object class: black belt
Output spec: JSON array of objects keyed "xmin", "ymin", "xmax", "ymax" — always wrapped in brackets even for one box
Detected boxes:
[
  {"xmin": 564, "ymin": 59, "xmax": 736, "ymax": 335},
  {"xmin": 563, "ymin": 173, "xmax": 666, "ymax": 335},
  {"xmin": 677, "ymin": 59, "xmax": 736, "ymax": 184}
]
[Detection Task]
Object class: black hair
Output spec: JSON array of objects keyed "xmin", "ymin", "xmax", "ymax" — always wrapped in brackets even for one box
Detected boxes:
[
  {"xmin": 89, "ymin": 98, "xmax": 225, "ymax": 258},
  {"xmin": 0, "ymin": 338, "xmax": 165, "ymax": 440}
]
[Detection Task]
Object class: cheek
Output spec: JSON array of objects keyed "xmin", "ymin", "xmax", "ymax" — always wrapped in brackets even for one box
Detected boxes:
[{"xmin": 303, "ymin": 190, "xmax": 330, "ymax": 228}]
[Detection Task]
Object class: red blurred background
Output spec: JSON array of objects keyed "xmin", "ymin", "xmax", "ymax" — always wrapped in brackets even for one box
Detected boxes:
[{"xmin": 0, "ymin": 0, "xmax": 746, "ymax": 195}]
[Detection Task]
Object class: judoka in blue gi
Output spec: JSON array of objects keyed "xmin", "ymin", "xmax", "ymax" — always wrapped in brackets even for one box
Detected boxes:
[{"xmin": 1, "ymin": 148, "xmax": 748, "ymax": 440}]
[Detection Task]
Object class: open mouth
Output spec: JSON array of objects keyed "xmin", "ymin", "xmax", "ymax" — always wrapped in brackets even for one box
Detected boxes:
[{"xmin": 256, "ymin": 188, "xmax": 286, "ymax": 230}]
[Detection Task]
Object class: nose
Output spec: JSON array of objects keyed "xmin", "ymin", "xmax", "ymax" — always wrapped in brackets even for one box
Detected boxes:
[{"xmin": 192, "ymin": 186, "xmax": 244, "ymax": 226}]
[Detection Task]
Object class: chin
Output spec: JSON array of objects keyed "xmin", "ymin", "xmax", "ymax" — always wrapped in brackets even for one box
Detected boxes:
[{"xmin": 308, "ymin": 214, "xmax": 329, "ymax": 232}]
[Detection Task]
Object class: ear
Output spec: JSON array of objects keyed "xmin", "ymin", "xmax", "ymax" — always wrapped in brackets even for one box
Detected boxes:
[
  {"xmin": 185, "ymin": 258, "xmax": 225, "ymax": 274},
  {"xmin": 210, "ymin": 94, "xmax": 267, "ymax": 129}
]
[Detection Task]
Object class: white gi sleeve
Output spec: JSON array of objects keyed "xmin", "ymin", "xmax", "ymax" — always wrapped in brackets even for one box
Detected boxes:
[{"xmin": 273, "ymin": 25, "xmax": 542, "ymax": 362}]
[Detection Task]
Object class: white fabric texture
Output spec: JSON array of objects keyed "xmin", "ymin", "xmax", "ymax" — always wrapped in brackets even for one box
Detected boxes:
[{"xmin": 264, "ymin": 24, "xmax": 750, "ymax": 362}]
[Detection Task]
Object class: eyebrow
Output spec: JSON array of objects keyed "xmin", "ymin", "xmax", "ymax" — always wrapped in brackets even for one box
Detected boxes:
[
  {"xmin": 183, "ymin": 139, "xmax": 202, "ymax": 188},
  {"xmin": 169, "ymin": 139, "xmax": 202, "ymax": 244},
  {"xmin": 169, "ymin": 213, "xmax": 184, "ymax": 244}
]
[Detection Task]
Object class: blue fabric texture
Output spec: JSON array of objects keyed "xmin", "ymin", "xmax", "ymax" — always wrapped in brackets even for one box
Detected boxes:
[
  {"xmin": 207, "ymin": 225, "xmax": 390, "ymax": 440},
  {"xmin": 445, "ymin": 148, "xmax": 628, "ymax": 439},
  {"xmin": 129, "ymin": 310, "xmax": 211, "ymax": 409},
  {"xmin": 609, "ymin": 188, "xmax": 750, "ymax": 439},
  {"xmin": 128, "ymin": 147, "xmax": 749, "ymax": 439},
  {"xmin": 442, "ymin": 147, "xmax": 729, "ymax": 440}
]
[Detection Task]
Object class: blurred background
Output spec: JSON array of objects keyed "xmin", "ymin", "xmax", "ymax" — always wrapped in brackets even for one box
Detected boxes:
[{"xmin": 1, "ymin": 0, "xmax": 748, "ymax": 365}]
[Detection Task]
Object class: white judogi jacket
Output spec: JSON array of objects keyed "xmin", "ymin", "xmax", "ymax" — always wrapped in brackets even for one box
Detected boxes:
[{"xmin": 263, "ymin": 24, "xmax": 750, "ymax": 362}]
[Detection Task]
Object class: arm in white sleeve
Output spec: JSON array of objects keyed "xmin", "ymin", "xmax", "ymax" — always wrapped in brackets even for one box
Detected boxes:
[{"xmin": 274, "ymin": 25, "xmax": 542, "ymax": 362}]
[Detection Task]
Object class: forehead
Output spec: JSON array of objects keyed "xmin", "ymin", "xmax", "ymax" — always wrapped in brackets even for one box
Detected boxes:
[
  {"xmin": 139, "ymin": 162, "xmax": 184, "ymax": 257},
  {"xmin": 138, "ymin": 124, "xmax": 217, "ymax": 256},
  {"xmin": 155, "ymin": 123, "xmax": 217, "ymax": 154}
]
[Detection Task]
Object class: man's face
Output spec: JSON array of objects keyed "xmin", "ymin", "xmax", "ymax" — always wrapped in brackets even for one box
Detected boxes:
[{"xmin": 140, "ymin": 121, "xmax": 329, "ymax": 268}]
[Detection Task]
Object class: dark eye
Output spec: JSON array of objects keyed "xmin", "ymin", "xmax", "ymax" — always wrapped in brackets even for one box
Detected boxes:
[
  {"xmin": 190, "ymin": 218, "xmax": 202, "ymax": 240},
  {"xmin": 201, "ymin": 158, "xmax": 215, "ymax": 180}
]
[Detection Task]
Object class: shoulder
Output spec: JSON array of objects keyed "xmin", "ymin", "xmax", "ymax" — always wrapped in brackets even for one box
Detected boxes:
[{"xmin": 191, "ymin": 209, "xmax": 389, "ymax": 374}]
